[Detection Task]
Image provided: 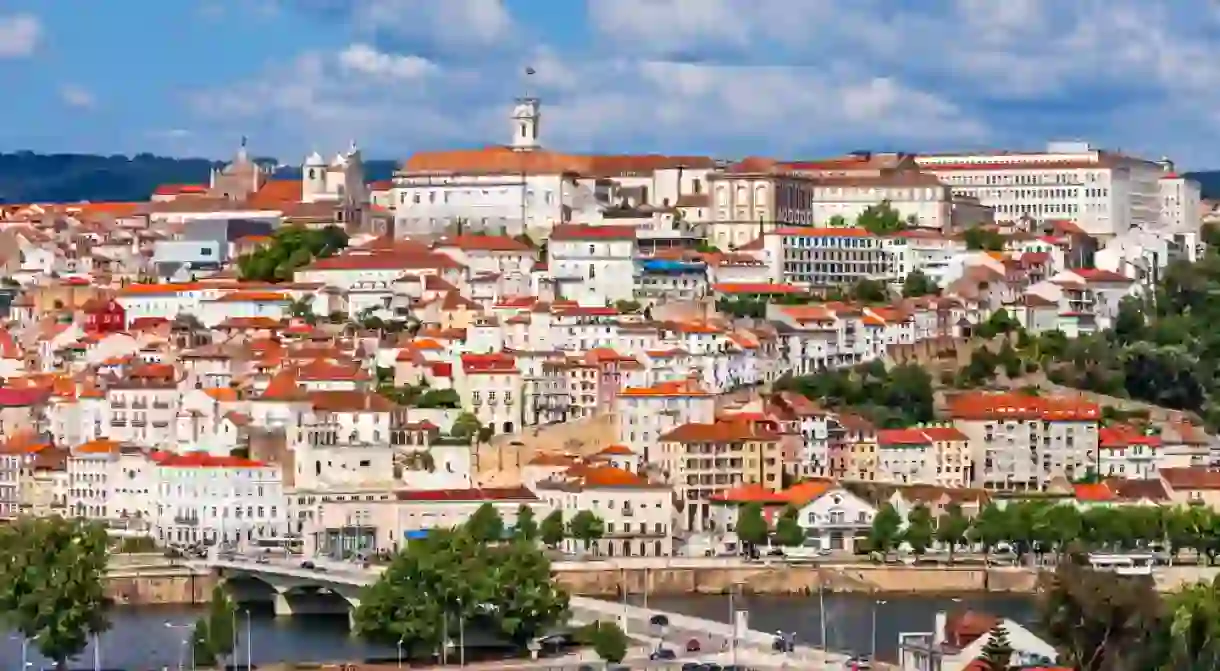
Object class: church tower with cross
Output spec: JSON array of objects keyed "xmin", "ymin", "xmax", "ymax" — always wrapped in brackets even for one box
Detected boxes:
[{"xmin": 510, "ymin": 67, "xmax": 541, "ymax": 152}]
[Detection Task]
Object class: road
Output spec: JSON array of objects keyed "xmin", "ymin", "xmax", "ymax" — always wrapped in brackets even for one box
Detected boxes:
[{"xmin": 213, "ymin": 552, "xmax": 839, "ymax": 669}]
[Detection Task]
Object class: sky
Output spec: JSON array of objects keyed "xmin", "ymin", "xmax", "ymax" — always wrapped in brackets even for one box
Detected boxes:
[{"xmin": 4, "ymin": 0, "xmax": 1220, "ymax": 168}]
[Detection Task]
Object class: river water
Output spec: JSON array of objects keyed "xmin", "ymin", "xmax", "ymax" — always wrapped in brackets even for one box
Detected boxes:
[{"xmin": 0, "ymin": 594, "xmax": 1036, "ymax": 669}]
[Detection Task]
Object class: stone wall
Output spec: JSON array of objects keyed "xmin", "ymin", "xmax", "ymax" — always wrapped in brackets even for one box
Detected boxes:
[
  {"xmin": 553, "ymin": 564, "xmax": 1042, "ymax": 597},
  {"xmin": 105, "ymin": 569, "xmax": 217, "ymax": 606}
]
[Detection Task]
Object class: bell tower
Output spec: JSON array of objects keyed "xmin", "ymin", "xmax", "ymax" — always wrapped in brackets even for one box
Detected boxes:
[{"xmin": 510, "ymin": 96, "xmax": 541, "ymax": 152}]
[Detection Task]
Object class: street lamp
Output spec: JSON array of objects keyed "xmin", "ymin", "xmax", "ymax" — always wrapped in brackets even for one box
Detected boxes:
[
  {"xmin": 871, "ymin": 599, "xmax": 889, "ymax": 659},
  {"xmin": 396, "ymin": 636, "xmax": 404, "ymax": 669},
  {"xmin": 457, "ymin": 596, "xmax": 466, "ymax": 668}
]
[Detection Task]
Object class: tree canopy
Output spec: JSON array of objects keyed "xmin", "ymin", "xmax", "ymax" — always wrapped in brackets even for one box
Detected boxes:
[
  {"xmin": 353, "ymin": 528, "xmax": 569, "ymax": 656},
  {"xmin": 0, "ymin": 517, "xmax": 110, "ymax": 669},
  {"xmin": 236, "ymin": 225, "xmax": 349, "ymax": 282},
  {"xmin": 775, "ymin": 361, "xmax": 935, "ymax": 428}
]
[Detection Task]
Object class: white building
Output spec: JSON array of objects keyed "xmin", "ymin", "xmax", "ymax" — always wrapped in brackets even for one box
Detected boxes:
[
  {"xmin": 916, "ymin": 141, "xmax": 1165, "ymax": 238},
  {"xmin": 151, "ymin": 451, "xmax": 286, "ymax": 546},
  {"xmin": 534, "ymin": 465, "xmax": 674, "ymax": 557},
  {"xmin": 303, "ymin": 143, "xmax": 368, "ymax": 205},
  {"xmin": 544, "ymin": 224, "xmax": 637, "ymax": 305}
]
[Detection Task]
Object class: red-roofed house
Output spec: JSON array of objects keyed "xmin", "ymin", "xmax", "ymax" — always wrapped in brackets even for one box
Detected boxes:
[
  {"xmin": 948, "ymin": 392, "xmax": 1100, "ymax": 490},
  {"xmin": 707, "ymin": 478, "xmax": 877, "ymax": 553},
  {"xmin": 1098, "ymin": 425, "xmax": 1160, "ymax": 480},
  {"xmin": 455, "ymin": 353, "xmax": 521, "ymax": 435},
  {"xmin": 546, "ymin": 224, "xmax": 637, "ymax": 304}
]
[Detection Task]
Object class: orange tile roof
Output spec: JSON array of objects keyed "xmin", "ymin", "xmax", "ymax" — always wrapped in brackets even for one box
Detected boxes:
[
  {"xmin": 435, "ymin": 235, "xmax": 532, "ymax": 252},
  {"xmin": 877, "ymin": 429, "xmax": 932, "ymax": 446},
  {"xmin": 202, "ymin": 388, "xmax": 239, "ymax": 402},
  {"xmin": 75, "ymin": 438, "xmax": 121, "ymax": 455},
  {"xmin": 709, "ymin": 480, "xmax": 835, "ymax": 505},
  {"xmin": 150, "ymin": 451, "xmax": 266, "ymax": 468},
  {"xmin": 215, "ymin": 291, "xmax": 291, "ymax": 302},
  {"xmin": 1073, "ymin": 482, "xmax": 1115, "ymax": 502},
  {"xmin": 947, "ymin": 392, "xmax": 1100, "ymax": 421},
  {"xmin": 619, "ymin": 380, "xmax": 711, "ymax": 397},
  {"xmin": 660, "ymin": 421, "xmax": 780, "ymax": 442},
  {"xmin": 259, "ymin": 369, "xmax": 306, "ymax": 401},
  {"xmin": 247, "ymin": 180, "xmax": 302, "ymax": 206},
  {"xmin": 597, "ymin": 444, "xmax": 636, "ymax": 456},
  {"xmin": 712, "ymin": 283, "xmax": 805, "ymax": 295}
]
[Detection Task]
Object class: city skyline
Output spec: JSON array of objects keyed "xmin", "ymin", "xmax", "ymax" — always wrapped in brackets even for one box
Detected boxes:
[{"xmin": 2, "ymin": 1, "xmax": 1220, "ymax": 167}]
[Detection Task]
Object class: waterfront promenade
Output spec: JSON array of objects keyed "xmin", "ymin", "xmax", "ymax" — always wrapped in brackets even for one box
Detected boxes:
[{"xmin": 202, "ymin": 555, "xmax": 867, "ymax": 669}]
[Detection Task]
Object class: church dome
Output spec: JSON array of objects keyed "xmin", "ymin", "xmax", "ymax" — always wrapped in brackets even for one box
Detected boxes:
[{"xmin": 305, "ymin": 151, "xmax": 325, "ymax": 166}]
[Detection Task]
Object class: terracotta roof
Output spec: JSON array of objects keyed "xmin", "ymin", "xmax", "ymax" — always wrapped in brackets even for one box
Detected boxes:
[
  {"xmin": 709, "ymin": 480, "xmax": 834, "ymax": 505},
  {"xmin": 393, "ymin": 487, "xmax": 538, "ymax": 502},
  {"xmin": 713, "ymin": 283, "xmax": 805, "ymax": 295},
  {"xmin": 877, "ymin": 429, "xmax": 932, "ymax": 446},
  {"xmin": 305, "ymin": 251, "xmax": 464, "ymax": 271},
  {"xmin": 435, "ymin": 235, "xmax": 532, "ymax": 252},
  {"xmin": 947, "ymin": 392, "xmax": 1099, "ymax": 421},
  {"xmin": 150, "ymin": 451, "xmax": 267, "ymax": 468},
  {"xmin": 461, "ymin": 352, "xmax": 518, "ymax": 374},
  {"xmin": 1073, "ymin": 482, "xmax": 1115, "ymax": 502},
  {"xmin": 307, "ymin": 390, "xmax": 398, "ymax": 413},
  {"xmin": 259, "ymin": 369, "xmax": 307, "ymax": 401},
  {"xmin": 1161, "ymin": 467, "xmax": 1220, "ymax": 490},
  {"xmin": 550, "ymin": 224, "xmax": 637, "ymax": 241},
  {"xmin": 660, "ymin": 421, "xmax": 779, "ymax": 443},
  {"xmin": 1071, "ymin": 268, "xmax": 1133, "ymax": 283},
  {"xmin": 0, "ymin": 389, "xmax": 51, "ymax": 407},
  {"xmin": 402, "ymin": 147, "xmax": 714, "ymax": 177},
  {"xmin": 74, "ymin": 438, "xmax": 122, "ymax": 455}
]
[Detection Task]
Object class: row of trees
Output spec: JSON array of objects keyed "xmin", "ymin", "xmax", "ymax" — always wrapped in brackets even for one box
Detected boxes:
[
  {"xmin": 236, "ymin": 225, "xmax": 348, "ymax": 282},
  {"xmin": 774, "ymin": 360, "xmax": 936, "ymax": 428},
  {"xmin": 866, "ymin": 499, "xmax": 1220, "ymax": 564},
  {"xmin": 353, "ymin": 507, "xmax": 571, "ymax": 658}
]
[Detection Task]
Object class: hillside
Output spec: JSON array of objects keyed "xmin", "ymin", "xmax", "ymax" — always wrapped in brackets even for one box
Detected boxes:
[
  {"xmin": 0, "ymin": 152, "xmax": 398, "ymax": 204},
  {"xmin": 1185, "ymin": 171, "xmax": 1220, "ymax": 200}
]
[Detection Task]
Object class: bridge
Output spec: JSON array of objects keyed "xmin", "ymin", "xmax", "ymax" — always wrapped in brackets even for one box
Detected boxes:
[{"xmin": 197, "ymin": 555, "xmax": 862, "ymax": 669}]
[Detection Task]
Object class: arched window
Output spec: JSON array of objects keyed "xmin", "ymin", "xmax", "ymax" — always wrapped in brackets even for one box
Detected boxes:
[{"xmin": 308, "ymin": 169, "xmax": 315, "ymax": 179}]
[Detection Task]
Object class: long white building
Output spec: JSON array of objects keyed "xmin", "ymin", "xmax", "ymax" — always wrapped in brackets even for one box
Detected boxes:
[{"xmin": 916, "ymin": 142, "xmax": 1181, "ymax": 238}]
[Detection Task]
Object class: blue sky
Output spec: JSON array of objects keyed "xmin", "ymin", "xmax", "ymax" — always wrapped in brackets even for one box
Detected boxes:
[{"xmin": 4, "ymin": 0, "xmax": 1220, "ymax": 168}]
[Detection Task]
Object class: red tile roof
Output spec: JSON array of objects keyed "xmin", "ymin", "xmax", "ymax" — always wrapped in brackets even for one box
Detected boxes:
[
  {"xmin": 393, "ymin": 487, "xmax": 538, "ymax": 502},
  {"xmin": 947, "ymin": 392, "xmax": 1100, "ymax": 421},
  {"xmin": 550, "ymin": 224, "xmax": 637, "ymax": 240},
  {"xmin": 150, "ymin": 451, "xmax": 267, "ymax": 468},
  {"xmin": 712, "ymin": 283, "xmax": 805, "ymax": 295}
]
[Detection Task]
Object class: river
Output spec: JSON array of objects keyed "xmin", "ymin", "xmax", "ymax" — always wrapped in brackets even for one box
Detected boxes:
[{"xmin": 0, "ymin": 594, "xmax": 1036, "ymax": 669}]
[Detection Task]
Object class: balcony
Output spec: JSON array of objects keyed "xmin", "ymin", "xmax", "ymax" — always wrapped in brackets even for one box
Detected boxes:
[
  {"xmin": 152, "ymin": 401, "xmax": 171, "ymax": 410},
  {"xmin": 131, "ymin": 419, "xmax": 146, "ymax": 427},
  {"xmin": 109, "ymin": 420, "xmax": 125, "ymax": 428},
  {"xmin": 172, "ymin": 516, "xmax": 199, "ymax": 526},
  {"xmin": 111, "ymin": 399, "xmax": 127, "ymax": 409},
  {"xmin": 131, "ymin": 400, "xmax": 149, "ymax": 410}
]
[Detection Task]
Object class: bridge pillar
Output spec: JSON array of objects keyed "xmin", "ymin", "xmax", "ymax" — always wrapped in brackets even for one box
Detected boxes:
[{"xmin": 272, "ymin": 590, "xmax": 295, "ymax": 618}]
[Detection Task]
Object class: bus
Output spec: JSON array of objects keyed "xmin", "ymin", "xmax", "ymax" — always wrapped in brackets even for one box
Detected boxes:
[
  {"xmin": 254, "ymin": 536, "xmax": 304, "ymax": 556},
  {"xmin": 1088, "ymin": 552, "xmax": 1155, "ymax": 575}
]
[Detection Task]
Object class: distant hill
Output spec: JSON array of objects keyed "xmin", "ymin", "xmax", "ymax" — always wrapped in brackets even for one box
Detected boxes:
[
  {"xmin": 1185, "ymin": 172, "xmax": 1220, "ymax": 200},
  {"xmin": 0, "ymin": 152, "xmax": 398, "ymax": 204}
]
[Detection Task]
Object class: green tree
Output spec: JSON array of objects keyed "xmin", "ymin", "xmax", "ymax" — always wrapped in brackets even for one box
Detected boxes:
[
  {"xmin": 825, "ymin": 215, "xmax": 849, "ymax": 228},
  {"xmin": 191, "ymin": 620, "xmax": 215, "ymax": 668},
  {"xmin": 205, "ymin": 584, "xmax": 236, "ymax": 665},
  {"xmin": 568, "ymin": 511, "xmax": 606, "ymax": 554},
  {"xmin": 1037, "ymin": 552, "xmax": 1166, "ymax": 671},
  {"xmin": 935, "ymin": 503, "xmax": 970, "ymax": 564},
  {"xmin": 354, "ymin": 529, "xmax": 488, "ymax": 657},
  {"xmin": 902, "ymin": 270, "xmax": 939, "ymax": 297},
  {"xmin": 969, "ymin": 503, "xmax": 1011, "ymax": 559},
  {"xmin": 514, "ymin": 504, "xmax": 539, "ymax": 541},
  {"xmin": 466, "ymin": 502, "xmax": 506, "ymax": 543},
  {"xmin": 483, "ymin": 540, "xmax": 570, "ymax": 646},
  {"xmin": 774, "ymin": 505, "xmax": 806, "ymax": 547},
  {"xmin": 0, "ymin": 517, "xmax": 110, "ymax": 670},
  {"xmin": 450, "ymin": 412, "xmax": 482, "ymax": 442},
  {"xmin": 579, "ymin": 620, "xmax": 628, "ymax": 665},
  {"xmin": 540, "ymin": 510, "xmax": 566, "ymax": 549},
  {"xmin": 1164, "ymin": 575, "xmax": 1220, "ymax": 670},
  {"xmin": 868, "ymin": 504, "xmax": 903, "ymax": 560},
  {"xmin": 978, "ymin": 623, "xmax": 1014, "ymax": 671},
  {"xmin": 237, "ymin": 225, "xmax": 349, "ymax": 282},
  {"xmin": 903, "ymin": 504, "xmax": 935, "ymax": 557},
  {"xmin": 735, "ymin": 502, "xmax": 770, "ymax": 549},
  {"xmin": 417, "ymin": 389, "xmax": 461, "ymax": 409},
  {"xmin": 856, "ymin": 201, "xmax": 906, "ymax": 235},
  {"xmin": 963, "ymin": 227, "xmax": 1005, "ymax": 251}
]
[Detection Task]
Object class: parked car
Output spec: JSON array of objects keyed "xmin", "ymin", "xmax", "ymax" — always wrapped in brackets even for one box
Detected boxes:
[{"xmin": 650, "ymin": 647, "xmax": 677, "ymax": 661}]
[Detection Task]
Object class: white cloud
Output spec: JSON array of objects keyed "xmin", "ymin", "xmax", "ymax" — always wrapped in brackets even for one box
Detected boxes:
[
  {"xmin": 195, "ymin": 0, "xmax": 1220, "ymax": 168},
  {"xmin": 338, "ymin": 44, "xmax": 436, "ymax": 80},
  {"xmin": 0, "ymin": 13, "xmax": 42, "ymax": 58},
  {"xmin": 59, "ymin": 84, "xmax": 96, "ymax": 109}
]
